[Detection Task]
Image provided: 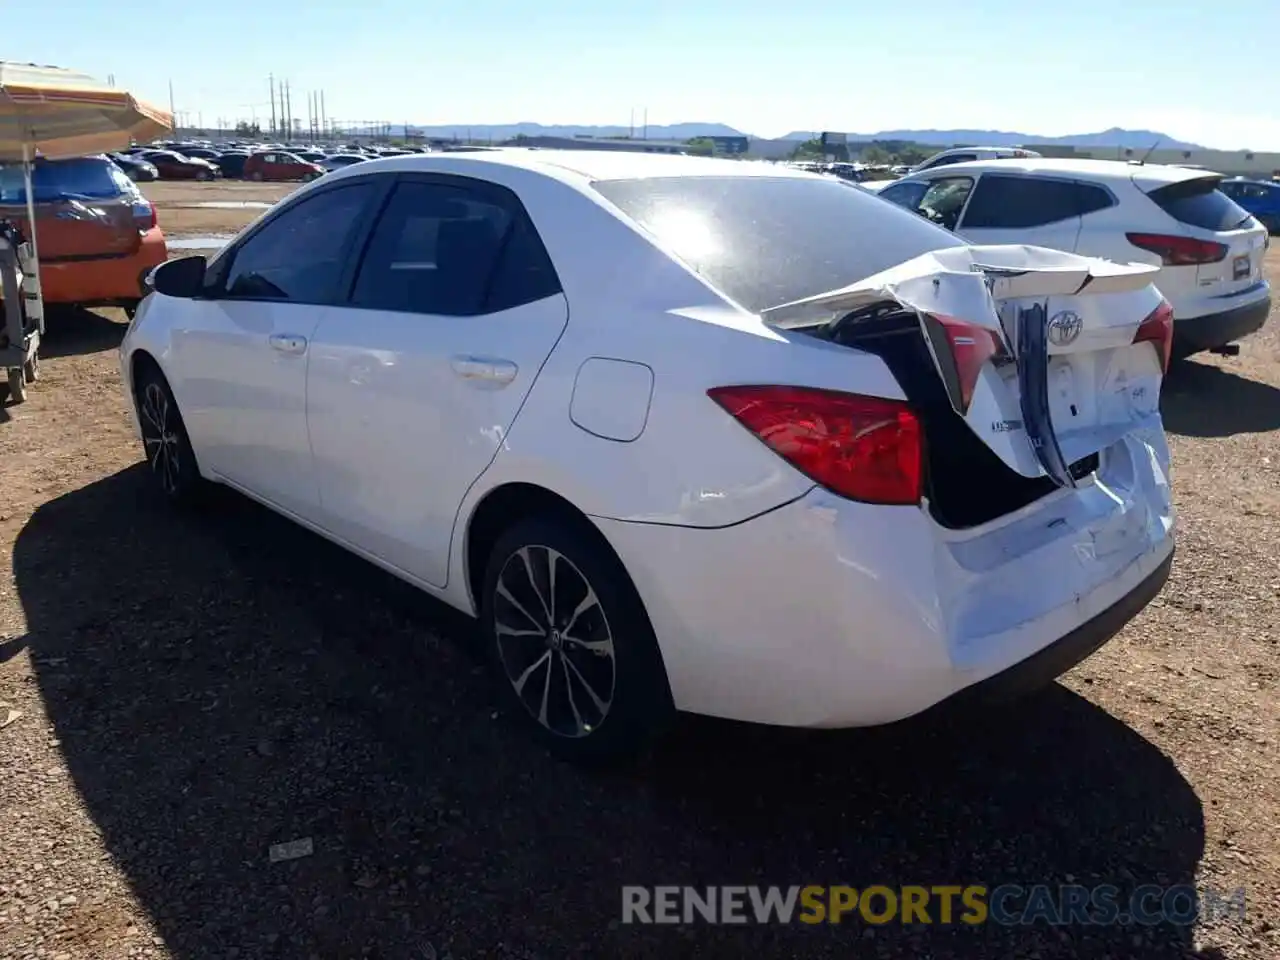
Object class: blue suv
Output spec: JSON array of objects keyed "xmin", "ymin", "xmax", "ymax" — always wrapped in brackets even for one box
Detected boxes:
[{"xmin": 1219, "ymin": 178, "xmax": 1280, "ymax": 234}]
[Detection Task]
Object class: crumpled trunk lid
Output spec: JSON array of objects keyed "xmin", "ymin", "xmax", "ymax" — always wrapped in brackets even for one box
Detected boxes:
[{"xmin": 762, "ymin": 244, "xmax": 1169, "ymax": 488}]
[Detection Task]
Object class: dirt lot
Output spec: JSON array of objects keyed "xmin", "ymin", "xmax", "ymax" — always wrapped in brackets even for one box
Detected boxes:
[
  {"xmin": 141, "ymin": 180, "xmax": 297, "ymax": 243},
  {"xmin": 1, "ymin": 182, "xmax": 1278, "ymax": 959}
]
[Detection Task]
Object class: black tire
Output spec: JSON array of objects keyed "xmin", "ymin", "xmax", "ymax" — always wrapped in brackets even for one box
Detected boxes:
[
  {"xmin": 133, "ymin": 364, "xmax": 205, "ymax": 507},
  {"xmin": 480, "ymin": 514, "xmax": 674, "ymax": 763},
  {"xmin": 248, "ymin": 171, "xmax": 263, "ymax": 182},
  {"xmin": 7, "ymin": 367, "xmax": 26, "ymax": 404}
]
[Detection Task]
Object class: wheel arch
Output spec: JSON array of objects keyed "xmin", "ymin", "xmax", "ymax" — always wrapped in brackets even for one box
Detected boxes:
[
  {"xmin": 130, "ymin": 346, "xmax": 163, "ymax": 384},
  {"xmin": 463, "ymin": 481, "xmax": 620, "ymax": 616}
]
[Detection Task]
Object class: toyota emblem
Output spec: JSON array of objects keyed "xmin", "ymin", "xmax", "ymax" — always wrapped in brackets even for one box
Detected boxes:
[{"xmin": 1047, "ymin": 310, "xmax": 1083, "ymax": 347}]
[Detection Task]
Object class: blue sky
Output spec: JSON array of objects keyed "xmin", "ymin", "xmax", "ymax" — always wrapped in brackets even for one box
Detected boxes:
[{"xmin": 7, "ymin": 0, "xmax": 1279, "ymax": 148}]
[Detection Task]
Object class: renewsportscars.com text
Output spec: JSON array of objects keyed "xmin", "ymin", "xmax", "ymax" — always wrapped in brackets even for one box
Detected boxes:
[{"xmin": 621, "ymin": 884, "xmax": 1246, "ymax": 926}]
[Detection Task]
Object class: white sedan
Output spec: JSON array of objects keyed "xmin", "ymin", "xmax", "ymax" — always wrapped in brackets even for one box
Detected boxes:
[{"xmin": 121, "ymin": 150, "xmax": 1176, "ymax": 762}]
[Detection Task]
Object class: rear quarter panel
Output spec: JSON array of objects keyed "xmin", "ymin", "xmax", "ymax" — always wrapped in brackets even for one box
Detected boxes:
[{"xmin": 449, "ymin": 167, "xmax": 908, "ymax": 532}]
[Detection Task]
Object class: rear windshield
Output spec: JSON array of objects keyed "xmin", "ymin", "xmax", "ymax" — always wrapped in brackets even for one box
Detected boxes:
[
  {"xmin": 0, "ymin": 157, "xmax": 133, "ymax": 203},
  {"xmin": 591, "ymin": 175, "xmax": 963, "ymax": 314},
  {"xmin": 1147, "ymin": 178, "xmax": 1252, "ymax": 231}
]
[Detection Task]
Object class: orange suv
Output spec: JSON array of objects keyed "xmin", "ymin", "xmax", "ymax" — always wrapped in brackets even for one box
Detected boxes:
[{"xmin": 0, "ymin": 155, "xmax": 167, "ymax": 317}]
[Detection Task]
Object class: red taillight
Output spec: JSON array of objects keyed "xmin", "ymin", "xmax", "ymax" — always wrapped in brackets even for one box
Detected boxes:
[
  {"xmin": 1126, "ymin": 232, "xmax": 1227, "ymax": 266},
  {"xmin": 707, "ymin": 385, "xmax": 922, "ymax": 505},
  {"xmin": 923, "ymin": 313, "xmax": 1006, "ymax": 415},
  {"xmin": 132, "ymin": 200, "xmax": 156, "ymax": 231},
  {"xmin": 1132, "ymin": 299, "xmax": 1174, "ymax": 373}
]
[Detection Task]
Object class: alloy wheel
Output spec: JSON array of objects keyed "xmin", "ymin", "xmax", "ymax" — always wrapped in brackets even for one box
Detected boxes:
[
  {"xmin": 493, "ymin": 545, "xmax": 616, "ymax": 738},
  {"xmin": 139, "ymin": 381, "xmax": 181, "ymax": 495}
]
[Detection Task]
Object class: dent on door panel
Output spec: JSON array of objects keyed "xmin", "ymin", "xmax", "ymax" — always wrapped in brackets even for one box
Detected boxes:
[{"xmin": 569, "ymin": 357, "xmax": 654, "ymax": 442}]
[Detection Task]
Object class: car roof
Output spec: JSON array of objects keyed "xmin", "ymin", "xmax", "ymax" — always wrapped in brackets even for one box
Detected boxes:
[
  {"xmin": 910, "ymin": 156, "xmax": 1218, "ymax": 185},
  {"xmin": 323, "ymin": 148, "xmax": 813, "ymax": 186}
]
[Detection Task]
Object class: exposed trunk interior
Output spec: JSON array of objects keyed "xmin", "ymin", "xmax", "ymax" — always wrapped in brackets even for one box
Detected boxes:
[{"xmin": 805, "ymin": 306, "xmax": 1096, "ymax": 529}]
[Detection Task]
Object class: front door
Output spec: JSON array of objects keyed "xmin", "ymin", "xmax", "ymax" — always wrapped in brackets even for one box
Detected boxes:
[
  {"xmin": 169, "ymin": 178, "xmax": 383, "ymax": 518},
  {"xmin": 305, "ymin": 175, "xmax": 568, "ymax": 587}
]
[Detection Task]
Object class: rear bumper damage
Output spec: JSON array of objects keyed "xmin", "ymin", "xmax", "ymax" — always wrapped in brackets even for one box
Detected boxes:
[
  {"xmin": 595, "ymin": 426, "xmax": 1175, "ymax": 729},
  {"xmin": 924, "ymin": 546, "xmax": 1174, "ymax": 713}
]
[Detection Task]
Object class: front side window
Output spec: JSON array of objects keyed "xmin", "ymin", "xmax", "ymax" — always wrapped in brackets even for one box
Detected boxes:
[
  {"xmin": 878, "ymin": 180, "xmax": 930, "ymax": 212},
  {"xmin": 220, "ymin": 181, "xmax": 376, "ymax": 302},
  {"xmin": 917, "ymin": 177, "xmax": 975, "ymax": 231}
]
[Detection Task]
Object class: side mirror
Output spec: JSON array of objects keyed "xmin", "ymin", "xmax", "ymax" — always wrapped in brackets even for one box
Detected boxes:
[{"xmin": 150, "ymin": 256, "xmax": 207, "ymax": 298}]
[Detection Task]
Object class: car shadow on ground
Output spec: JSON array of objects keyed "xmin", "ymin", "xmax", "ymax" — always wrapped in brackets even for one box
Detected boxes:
[
  {"xmin": 1162, "ymin": 358, "xmax": 1280, "ymax": 438},
  {"xmin": 37, "ymin": 306, "xmax": 128, "ymax": 360},
  {"xmin": 14, "ymin": 467, "xmax": 1208, "ymax": 959}
]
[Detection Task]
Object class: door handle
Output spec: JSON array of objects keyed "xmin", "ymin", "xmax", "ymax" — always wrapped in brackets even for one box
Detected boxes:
[
  {"xmin": 450, "ymin": 355, "xmax": 518, "ymax": 385},
  {"xmin": 268, "ymin": 333, "xmax": 307, "ymax": 355}
]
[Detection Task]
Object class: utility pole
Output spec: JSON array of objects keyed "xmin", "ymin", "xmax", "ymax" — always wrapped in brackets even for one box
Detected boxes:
[
  {"xmin": 168, "ymin": 80, "xmax": 176, "ymax": 132},
  {"xmin": 320, "ymin": 90, "xmax": 327, "ymax": 139},
  {"xmin": 283, "ymin": 80, "xmax": 292, "ymax": 142},
  {"xmin": 269, "ymin": 75, "xmax": 276, "ymax": 138},
  {"xmin": 643, "ymin": 108, "xmax": 648, "ymax": 140}
]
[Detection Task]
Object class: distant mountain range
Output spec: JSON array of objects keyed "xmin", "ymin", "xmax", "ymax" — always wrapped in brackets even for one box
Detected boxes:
[
  {"xmin": 779, "ymin": 127, "xmax": 1206, "ymax": 151},
  {"xmin": 398, "ymin": 122, "xmax": 1206, "ymax": 151},
  {"xmin": 403, "ymin": 122, "xmax": 745, "ymax": 141}
]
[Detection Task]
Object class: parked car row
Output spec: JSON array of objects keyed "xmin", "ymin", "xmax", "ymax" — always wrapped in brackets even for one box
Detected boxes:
[
  {"xmin": 119, "ymin": 150, "xmax": 1197, "ymax": 762},
  {"xmin": 113, "ymin": 139, "xmax": 434, "ymax": 182}
]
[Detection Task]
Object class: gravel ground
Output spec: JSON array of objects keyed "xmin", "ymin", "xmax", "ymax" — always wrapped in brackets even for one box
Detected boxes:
[{"xmin": 0, "ymin": 184, "xmax": 1278, "ymax": 959}]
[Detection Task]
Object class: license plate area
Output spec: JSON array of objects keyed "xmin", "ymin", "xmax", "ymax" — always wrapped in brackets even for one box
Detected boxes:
[{"xmin": 1233, "ymin": 254, "xmax": 1251, "ymax": 280}]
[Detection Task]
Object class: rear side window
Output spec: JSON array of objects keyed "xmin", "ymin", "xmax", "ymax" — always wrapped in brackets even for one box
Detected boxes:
[
  {"xmin": 0, "ymin": 157, "xmax": 130, "ymax": 203},
  {"xmin": 961, "ymin": 175, "xmax": 1106, "ymax": 229},
  {"xmin": 351, "ymin": 180, "xmax": 559, "ymax": 316},
  {"xmin": 1076, "ymin": 183, "xmax": 1114, "ymax": 216},
  {"xmin": 592, "ymin": 175, "xmax": 964, "ymax": 314},
  {"xmin": 1147, "ymin": 178, "xmax": 1251, "ymax": 231}
]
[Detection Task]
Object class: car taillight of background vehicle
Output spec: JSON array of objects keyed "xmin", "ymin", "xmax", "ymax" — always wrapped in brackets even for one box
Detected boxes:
[
  {"xmin": 132, "ymin": 200, "xmax": 156, "ymax": 231},
  {"xmin": 707, "ymin": 385, "xmax": 922, "ymax": 505},
  {"xmin": 1131, "ymin": 299, "xmax": 1175, "ymax": 373},
  {"xmin": 1126, "ymin": 232, "xmax": 1228, "ymax": 266}
]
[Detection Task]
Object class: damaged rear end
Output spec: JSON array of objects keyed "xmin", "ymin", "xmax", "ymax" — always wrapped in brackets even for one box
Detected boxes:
[
  {"xmin": 763, "ymin": 244, "xmax": 1175, "ymax": 531},
  {"xmin": 746, "ymin": 245, "xmax": 1175, "ymax": 716}
]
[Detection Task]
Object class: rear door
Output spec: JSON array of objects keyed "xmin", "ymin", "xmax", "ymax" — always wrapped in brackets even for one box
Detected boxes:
[
  {"xmin": 1137, "ymin": 174, "xmax": 1267, "ymax": 296},
  {"xmin": 305, "ymin": 174, "xmax": 569, "ymax": 588},
  {"xmin": 762, "ymin": 245, "xmax": 1169, "ymax": 488},
  {"xmin": 956, "ymin": 173, "xmax": 1086, "ymax": 252}
]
